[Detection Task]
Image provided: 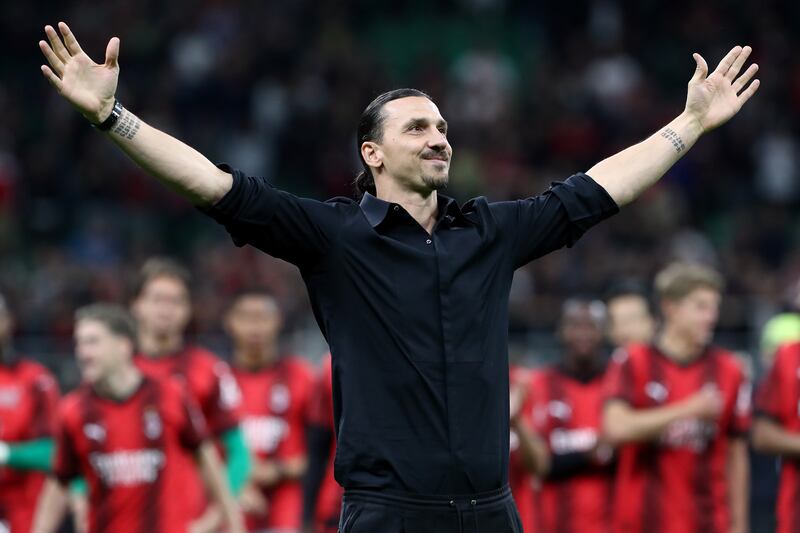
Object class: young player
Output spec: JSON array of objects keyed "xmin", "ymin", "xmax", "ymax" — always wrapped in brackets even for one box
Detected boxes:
[
  {"xmin": 603, "ymin": 263, "xmax": 751, "ymax": 533},
  {"xmin": 0, "ymin": 292, "xmax": 60, "ymax": 532},
  {"xmin": 31, "ymin": 303, "xmax": 244, "ymax": 533},
  {"xmin": 225, "ymin": 290, "xmax": 315, "ymax": 532},
  {"xmin": 131, "ymin": 257, "xmax": 250, "ymax": 527},
  {"xmin": 604, "ymin": 282, "xmax": 656, "ymax": 348}
]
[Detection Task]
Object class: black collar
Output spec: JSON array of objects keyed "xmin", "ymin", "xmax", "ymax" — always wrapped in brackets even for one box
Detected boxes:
[{"xmin": 359, "ymin": 192, "xmax": 472, "ymax": 228}]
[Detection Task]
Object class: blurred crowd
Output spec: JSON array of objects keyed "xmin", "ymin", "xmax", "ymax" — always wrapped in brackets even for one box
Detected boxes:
[{"xmin": 1, "ymin": 0, "xmax": 800, "ymax": 367}]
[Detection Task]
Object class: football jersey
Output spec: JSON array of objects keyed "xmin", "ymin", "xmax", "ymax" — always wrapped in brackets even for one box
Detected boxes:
[
  {"xmin": 0, "ymin": 359, "xmax": 59, "ymax": 532},
  {"xmin": 603, "ymin": 344, "xmax": 751, "ymax": 533},
  {"xmin": 508, "ymin": 365, "xmax": 537, "ymax": 533},
  {"xmin": 54, "ymin": 376, "xmax": 208, "ymax": 533},
  {"xmin": 754, "ymin": 341, "xmax": 800, "ymax": 533},
  {"xmin": 234, "ymin": 355, "xmax": 315, "ymax": 531},
  {"xmin": 307, "ymin": 355, "xmax": 342, "ymax": 533},
  {"xmin": 529, "ymin": 364, "xmax": 614, "ymax": 533}
]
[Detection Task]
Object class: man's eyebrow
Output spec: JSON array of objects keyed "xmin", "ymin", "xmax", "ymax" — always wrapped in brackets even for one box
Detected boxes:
[{"xmin": 401, "ymin": 117, "xmax": 448, "ymax": 129}]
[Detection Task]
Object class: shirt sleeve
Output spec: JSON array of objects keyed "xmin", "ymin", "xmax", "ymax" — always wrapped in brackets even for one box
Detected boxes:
[
  {"xmin": 178, "ymin": 383, "xmax": 210, "ymax": 450},
  {"xmin": 198, "ymin": 164, "xmax": 345, "ymax": 267},
  {"xmin": 603, "ymin": 348, "xmax": 637, "ymax": 406},
  {"xmin": 53, "ymin": 409, "xmax": 80, "ymax": 484},
  {"xmin": 490, "ymin": 173, "xmax": 619, "ymax": 269},
  {"xmin": 29, "ymin": 370, "xmax": 60, "ymax": 439},
  {"xmin": 754, "ymin": 345, "xmax": 792, "ymax": 423},
  {"xmin": 204, "ymin": 361, "xmax": 242, "ymax": 437},
  {"xmin": 729, "ymin": 367, "xmax": 752, "ymax": 437}
]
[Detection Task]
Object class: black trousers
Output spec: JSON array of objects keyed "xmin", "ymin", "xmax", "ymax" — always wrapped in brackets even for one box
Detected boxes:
[{"xmin": 338, "ymin": 485, "xmax": 523, "ymax": 533}]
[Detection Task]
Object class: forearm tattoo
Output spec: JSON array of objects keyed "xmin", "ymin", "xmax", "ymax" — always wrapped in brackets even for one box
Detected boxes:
[
  {"xmin": 111, "ymin": 108, "xmax": 141, "ymax": 140},
  {"xmin": 660, "ymin": 127, "xmax": 686, "ymax": 153}
]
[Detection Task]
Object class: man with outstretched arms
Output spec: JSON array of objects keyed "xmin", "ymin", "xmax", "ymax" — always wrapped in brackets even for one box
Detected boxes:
[
  {"xmin": 0, "ymin": 292, "xmax": 60, "ymax": 532},
  {"xmin": 225, "ymin": 290, "xmax": 315, "ymax": 532},
  {"xmin": 602, "ymin": 263, "xmax": 751, "ymax": 533},
  {"xmin": 31, "ymin": 303, "xmax": 244, "ymax": 533},
  {"xmin": 39, "ymin": 22, "xmax": 758, "ymax": 532}
]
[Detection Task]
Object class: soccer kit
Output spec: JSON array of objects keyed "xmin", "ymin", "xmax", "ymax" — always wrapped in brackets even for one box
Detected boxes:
[
  {"xmin": 234, "ymin": 356, "xmax": 315, "ymax": 531},
  {"xmin": 508, "ymin": 365, "xmax": 537, "ymax": 533},
  {"xmin": 528, "ymin": 364, "xmax": 614, "ymax": 533},
  {"xmin": 754, "ymin": 341, "xmax": 800, "ymax": 533},
  {"xmin": 603, "ymin": 344, "xmax": 751, "ymax": 533},
  {"xmin": 0, "ymin": 359, "xmax": 59, "ymax": 532},
  {"xmin": 134, "ymin": 345, "xmax": 241, "ymax": 516},
  {"xmin": 53, "ymin": 376, "xmax": 209, "ymax": 533}
]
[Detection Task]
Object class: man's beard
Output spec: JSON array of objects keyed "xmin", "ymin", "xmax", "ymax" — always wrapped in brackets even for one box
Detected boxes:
[{"xmin": 422, "ymin": 173, "xmax": 449, "ymax": 191}]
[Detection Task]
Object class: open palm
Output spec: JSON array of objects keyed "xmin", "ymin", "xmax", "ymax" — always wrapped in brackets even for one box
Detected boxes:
[
  {"xmin": 685, "ymin": 45, "xmax": 760, "ymax": 133},
  {"xmin": 39, "ymin": 22, "xmax": 120, "ymax": 124}
]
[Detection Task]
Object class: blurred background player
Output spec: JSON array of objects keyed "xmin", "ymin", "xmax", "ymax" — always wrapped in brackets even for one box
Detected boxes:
[
  {"xmin": 760, "ymin": 276, "xmax": 800, "ymax": 370},
  {"xmin": 303, "ymin": 355, "xmax": 342, "ymax": 533},
  {"xmin": 130, "ymin": 257, "xmax": 250, "ymax": 530},
  {"xmin": 518, "ymin": 299, "xmax": 616, "ymax": 533},
  {"xmin": 31, "ymin": 303, "xmax": 244, "ymax": 533},
  {"xmin": 602, "ymin": 263, "xmax": 751, "ymax": 533},
  {"xmin": 224, "ymin": 290, "xmax": 315, "ymax": 533},
  {"xmin": 604, "ymin": 282, "xmax": 656, "ymax": 349},
  {"xmin": 752, "ymin": 338, "xmax": 800, "ymax": 533},
  {"xmin": 0, "ymin": 292, "xmax": 60, "ymax": 532}
]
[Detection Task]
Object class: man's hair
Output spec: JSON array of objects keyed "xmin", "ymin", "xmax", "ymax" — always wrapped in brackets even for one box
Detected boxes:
[
  {"xmin": 132, "ymin": 257, "xmax": 192, "ymax": 298},
  {"xmin": 75, "ymin": 303, "xmax": 138, "ymax": 346},
  {"xmin": 604, "ymin": 280, "xmax": 654, "ymax": 314},
  {"xmin": 654, "ymin": 262, "xmax": 725, "ymax": 302},
  {"xmin": 354, "ymin": 88, "xmax": 433, "ymax": 198}
]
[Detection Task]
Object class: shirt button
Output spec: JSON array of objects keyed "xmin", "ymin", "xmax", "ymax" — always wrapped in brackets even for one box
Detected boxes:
[
  {"xmin": 393, "ymin": 205, "xmax": 400, "ymax": 212},
  {"xmin": 426, "ymin": 239, "xmax": 432, "ymax": 245},
  {"xmin": 449, "ymin": 500, "xmax": 455, "ymax": 507}
]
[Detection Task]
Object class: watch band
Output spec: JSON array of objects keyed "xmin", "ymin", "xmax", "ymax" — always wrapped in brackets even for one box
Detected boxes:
[{"xmin": 93, "ymin": 99, "xmax": 123, "ymax": 131}]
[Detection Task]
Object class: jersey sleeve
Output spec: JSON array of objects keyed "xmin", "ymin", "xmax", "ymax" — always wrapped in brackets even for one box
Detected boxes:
[
  {"xmin": 603, "ymin": 348, "xmax": 638, "ymax": 406},
  {"xmin": 176, "ymin": 381, "xmax": 210, "ymax": 450},
  {"xmin": 755, "ymin": 344, "xmax": 793, "ymax": 423},
  {"xmin": 203, "ymin": 360, "xmax": 242, "ymax": 437},
  {"xmin": 488, "ymin": 173, "xmax": 619, "ymax": 269},
  {"xmin": 29, "ymin": 368, "xmax": 60, "ymax": 439},
  {"xmin": 199, "ymin": 164, "xmax": 346, "ymax": 267},
  {"xmin": 728, "ymin": 361, "xmax": 752, "ymax": 437},
  {"xmin": 53, "ymin": 403, "xmax": 81, "ymax": 484}
]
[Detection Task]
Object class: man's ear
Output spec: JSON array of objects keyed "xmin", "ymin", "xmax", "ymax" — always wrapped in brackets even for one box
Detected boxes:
[{"xmin": 361, "ymin": 141, "xmax": 382, "ymax": 170}]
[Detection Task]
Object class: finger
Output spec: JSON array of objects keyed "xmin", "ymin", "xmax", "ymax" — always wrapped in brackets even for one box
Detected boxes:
[
  {"xmin": 712, "ymin": 45, "xmax": 743, "ymax": 77},
  {"xmin": 44, "ymin": 25, "xmax": 70, "ymax": 61},
  {"xmin": 40, "ymin": 65, "xmax": 63, "ymax": 92},
  {"xmin": 39, "ymin": 40, "xmax": 65, "ymax": 76},
  {"xmin": 689, "ymin": 53, "xmax": 708, "ymax": 84},
  {"xmin": 737, "ymin": 79, "xmax": 761, "ymax": 106},
  {"xmin": 732, "ymin": 63, "xmax": 759, "ymax": 93},
  {"xmin": 58, "ymin": 22, "xmax": 84, "ymax": 56},
  {"xmin": 104, "ymin": 37, "xmax": 120, "ymax": 68},
  {"xmin": 725, "ymin": 45, "xmax": 752, "ymax": 81}
]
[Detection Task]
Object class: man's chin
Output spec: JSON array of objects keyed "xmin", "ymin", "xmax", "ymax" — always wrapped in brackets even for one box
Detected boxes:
[{"xmin": 422, "ymin": 174, "xmax": 449, "ymax": 191}]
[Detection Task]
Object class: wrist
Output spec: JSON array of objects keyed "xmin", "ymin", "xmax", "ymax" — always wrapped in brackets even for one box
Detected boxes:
[{"xmin": 678, "ymin": 109, "xmax": 706, "ymax": 138}]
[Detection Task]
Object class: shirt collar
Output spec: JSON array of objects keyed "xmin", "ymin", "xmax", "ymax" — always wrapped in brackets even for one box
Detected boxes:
[{"xmin": 359, "ymin": 192, "xmax": 471, "ymax": 228}]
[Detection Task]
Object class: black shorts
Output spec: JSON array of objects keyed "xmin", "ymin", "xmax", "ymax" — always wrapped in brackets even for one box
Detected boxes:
[{"xmin": 338, "ymin": 485, "xmax": 523, "ymax": 533}]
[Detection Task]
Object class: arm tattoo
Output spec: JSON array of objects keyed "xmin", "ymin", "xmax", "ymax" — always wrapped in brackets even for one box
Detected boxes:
[
  {"xmin": 660, "ymin": 127, "xmax": 686, "ymax": 153},
  {"xmin": 111, "ymin": 108, "xmax": 141, "ymax": 140}
]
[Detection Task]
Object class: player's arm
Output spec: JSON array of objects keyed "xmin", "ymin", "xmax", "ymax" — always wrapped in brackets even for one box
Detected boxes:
[
  {"xmin": 728, "ymin": 437, "xmax": 749, "ymax": 533},
  {"xmin": 196, "ymin": 440, "xmax": 246, "ymax": 533},
  {"xmin": 31, "ymin": 477, "xmax": 70, "ymax": 533},
  {"xmin": 603, "ymin": 385, "xmax": 722, "ymax": 445},
  {"xmin": 219, "ymin": 425, "xmax": 251, "ymax": 495},
  {"xmin": 38, "ymin": 22, "xmax": 231, "ymax": 206},
  {"xmin": 0, "ymin": 438, "xmax": 53, "ymax": 471},
  {"xmin": 251, "ymin": 453, "xmax": 309, "ymax": 488},
  {"xmin": 586, "ymin": 46, "xmax": 759, "ymax": 206},
  {"xmin": 751, "ymin": 417, "xmax": 800, "ymax": 455},
  {"xmin": 511, "ymin": 415, "xmax": 550, "ymax": 477}
]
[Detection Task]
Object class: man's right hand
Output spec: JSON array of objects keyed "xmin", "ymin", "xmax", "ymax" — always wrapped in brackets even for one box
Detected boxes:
[
  {"xmin": 683, "ymin": 384, "xmax": 723, "ymax": 421},
  {"xmin": 39, "ymin": 22, "xmax": 120, "ymax": 124}
]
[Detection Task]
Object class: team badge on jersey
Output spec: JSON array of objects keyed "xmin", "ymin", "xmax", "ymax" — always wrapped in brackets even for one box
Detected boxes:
[
  {"xmin": 645, "ymin": 381, "xmax": 669, "ymax": 403},
  {"xmin": 143, "ymin": 407, "xmax": 163, "ymax": 440},
  {"xmin": 270, "ymin": 383, "xmax": 291, "ymax": 414},
  {"xmin": 84, "ymin": 423, "xmax": 106, "ymax": 442},
  {"xmin": 547, "ymin": 400, "xmax": 571, "ymax": 421}
]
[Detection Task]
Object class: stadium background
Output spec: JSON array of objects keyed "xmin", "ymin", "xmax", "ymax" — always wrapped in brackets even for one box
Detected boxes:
[{"xmin": 1, "ymin": 0, "xmax": 798, "ymax": 530}]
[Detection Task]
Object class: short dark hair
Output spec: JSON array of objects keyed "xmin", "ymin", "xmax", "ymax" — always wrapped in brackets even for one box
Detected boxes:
[
  {"xmin": 133, "ymin": 257, "xmax": 192, "ymax": 298},
  {"xmin": 75, "ymin": 303, "xmax": 138, "ymax": 346},
  {"xmin": 354, "ymin": 88, "xmax": 433, "ymax": 198}
]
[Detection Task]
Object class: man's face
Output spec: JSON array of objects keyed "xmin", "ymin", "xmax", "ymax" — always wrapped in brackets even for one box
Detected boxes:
[
  {"xmin": 663, "ymin": 287, "xmax": 721, "ymax": 347},
  {"xmin": 224, "ymin": 295, "xmax": 282, "ymax": 358},
  {"xmin": 560, "ymin": 304, "xmax": 605, "ymax": 362},
  {"xmin": 75, "ymin": 319, "xmax": 130, "ymax": 384},
  {"xmin": 366, "ymin": 97, "xmax": 452, "ymax": 193},
  {"xmin": 131, "ymin": 275, "xmax": 191, "ymax": 338},
  {"xmin": 607, "ymin": 295, "xmax": 655, "ymax": 348}
]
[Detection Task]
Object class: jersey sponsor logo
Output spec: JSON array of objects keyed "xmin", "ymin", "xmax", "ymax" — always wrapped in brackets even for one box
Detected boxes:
[
  {"xmin": 549, "ymin": 427, "xmax": 598, "ymax": 454},
  {"xmin": 270, "ymin": 383, "xmax": 291, "ymax": 414},
  {"xmin": 83, "ymin": 423, "xmax": 106, "ymax": 443},
  {"xmin": 547, "ymin": 400, "xmax": 572, "ymax": 421},
  {"xmin": 143, "ymin": 407, "xmax": 163, "ymax": 440},
  {"xmin": 0, "ymin": 386, "xmax": 21, "ymax": 408},
  {"xmin": 242, "ymin": 415, "xmax": 289, "ymax": 454},
  {"xmin": 645, "ymin": 381, "xmax": 669, "ymax": 403},
  {"xmin": 659, "ymin": 418, "xmax": 717, "ymax": 451},
  {"xmin": 89, "ymin": 449, "xmax": 165, "ymax": 486}
]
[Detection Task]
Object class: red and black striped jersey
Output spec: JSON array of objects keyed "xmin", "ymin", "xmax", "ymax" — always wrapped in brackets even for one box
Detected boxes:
[
  {"xmin": 54, "ymin": 376, "xmax": 208, "ymax": 533},
  {"xmin": 508, "ymin": 365, "xmax": 537, "ymax": 533},
  {"xmin": 234, "ymin": 355, "xmax": 315, "ymax": 531},
  {"xmin": 529, "ymin": 364, "xmax": 614, "ymax": 533},
  {"xmin": 603, "ymin": 344, "xmax": 751, "ymax": 533},
  {"xmin": 0, "ymin": 359, "xmax": 59, "ymax": 532},
  {"xmin": 754, "ymin": 341, "xmax": 800, "ymax": 533}
]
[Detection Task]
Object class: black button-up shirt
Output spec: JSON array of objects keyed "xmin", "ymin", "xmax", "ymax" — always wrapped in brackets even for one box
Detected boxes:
[{"xmin": 201, "ymin": 165, "xmax": 618, "ymax": 495}]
